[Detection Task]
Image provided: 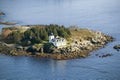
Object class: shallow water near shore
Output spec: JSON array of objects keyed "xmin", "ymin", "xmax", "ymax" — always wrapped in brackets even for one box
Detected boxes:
[{"xmin": 0, "ymin": 0, "xmax": 120, "ymax": 80}]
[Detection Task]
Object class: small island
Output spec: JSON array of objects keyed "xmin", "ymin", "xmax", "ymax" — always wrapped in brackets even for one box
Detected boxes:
[
  {"xmin": 0, "ymin": 11, "xmax": 16, "ymax": 25},
  {"xmin": 0, "ymin": 22, "xmax": 16, "ymax": 25},
  {"xmin": 0, "ymin": 24, "xmax": 113, "ymax": 60}
]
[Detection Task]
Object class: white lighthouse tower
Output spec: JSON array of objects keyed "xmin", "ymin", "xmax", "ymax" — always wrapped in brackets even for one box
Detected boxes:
[{"xmin": 49, "ymin": 33, "xmax": 55, "ymax": 42}]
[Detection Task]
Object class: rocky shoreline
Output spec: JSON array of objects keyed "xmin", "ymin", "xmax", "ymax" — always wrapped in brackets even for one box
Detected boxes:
[{"xmin": 0, "ymin": 26, "xmax": 114, "ymax": 60}]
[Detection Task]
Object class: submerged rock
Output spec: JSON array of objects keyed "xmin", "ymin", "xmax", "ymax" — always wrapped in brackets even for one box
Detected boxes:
[
  {"xmin": 97, "ymin": 53, "xmax": 113, "ymax": 58},
  {"xmin": 101, "ymin": 53, "xmax": 112, "ymax": 58}
]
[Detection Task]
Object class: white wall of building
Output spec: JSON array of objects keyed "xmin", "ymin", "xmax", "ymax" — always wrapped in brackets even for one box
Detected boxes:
[{"xmin": 49, "ymin": 34, "xmax": 66, "ymax": 47}]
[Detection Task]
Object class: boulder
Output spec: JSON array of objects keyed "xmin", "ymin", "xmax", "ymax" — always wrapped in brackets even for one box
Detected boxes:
[
  {"xmin": 52, "ymin": 48, "xmax": 61, "ymax": 54},
  {"xmin": 113, "ymin": 45, "xmax": 120, "ymax": 49},
  {"xmin": 15, "ymin": 46, "xmax": 23, "ymax": 51},
  {"xmin": 90, "ymin": 38, "xmax": 98, "ymax": 44},
  {"xmin": 113, "ymin": 45, "xmax": 120, "ymax": 51},
  {"xmin": 0, "ymin": 12, "xmax": 5, "ymax": 15},
  {"xmin": 26, "ymin": 45, "xmax": 43, "ymax": 53},
  {"xmin": 10, "ymin": 50, "xmax": 17, "ymax": 56},
  {"xmin": 23, "ymin": 47, "xmax": 29, "ymax": 51},
  {"xmin": 39, "ymin": 47, "xmax": 44, "ymax": 53},
  {"xmin": 26, "ymin": 46, "xmax": 37, "ymax": 52}
]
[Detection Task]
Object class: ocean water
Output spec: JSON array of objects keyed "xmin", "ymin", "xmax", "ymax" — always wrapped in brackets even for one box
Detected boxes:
[{"xmin": 0, "ymin": 0, "xmax": 120, "ymax": 80}]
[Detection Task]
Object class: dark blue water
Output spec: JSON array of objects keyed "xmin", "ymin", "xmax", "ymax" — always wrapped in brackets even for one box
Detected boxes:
[{"xmin": 0, "ymin": 0, "xmax": 120, "ymax": 80}]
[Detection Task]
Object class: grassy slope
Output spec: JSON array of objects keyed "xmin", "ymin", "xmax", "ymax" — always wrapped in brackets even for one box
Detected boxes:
[{"xmin": 69, "ymin": 28, "xmax": 96, "ymax": 42}]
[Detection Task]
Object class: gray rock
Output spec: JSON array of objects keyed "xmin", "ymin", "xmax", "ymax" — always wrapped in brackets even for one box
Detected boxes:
[
  {"xmin": 23, "ymin": 47, "xmax": 29, "ymax": 51},
  {"xmin": 0, "ymin": 12, "xmax": 5, "ymax": 15},
  {"xmin": 15, "ymin": 46, "xmax": 23, "ymax": 51},
  {"xmin": 113, "ymin": 45, "xmax": 120, "ymax": 51}
]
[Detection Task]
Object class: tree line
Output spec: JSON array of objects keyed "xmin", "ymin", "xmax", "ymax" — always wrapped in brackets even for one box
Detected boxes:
[{"xmin": 4, "ymin": 24, "xmax": 71, "ymax": 46}]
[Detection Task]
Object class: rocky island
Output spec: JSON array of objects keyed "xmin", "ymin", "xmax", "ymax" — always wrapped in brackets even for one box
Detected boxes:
[{"xmin": 0, "ymin": 24, "xmax": 113, "ymax": 60}]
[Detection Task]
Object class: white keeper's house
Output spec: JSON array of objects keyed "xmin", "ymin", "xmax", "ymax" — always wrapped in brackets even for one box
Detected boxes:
[{"xmin": 49, "ymin": 33, "xmax": 67, "ymax": 47}]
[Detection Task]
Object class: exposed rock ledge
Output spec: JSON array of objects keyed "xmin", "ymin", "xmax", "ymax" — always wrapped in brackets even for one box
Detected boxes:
[{"xmin": 0, "ymin": 27, "xmax": 113, "ymax": 60}]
